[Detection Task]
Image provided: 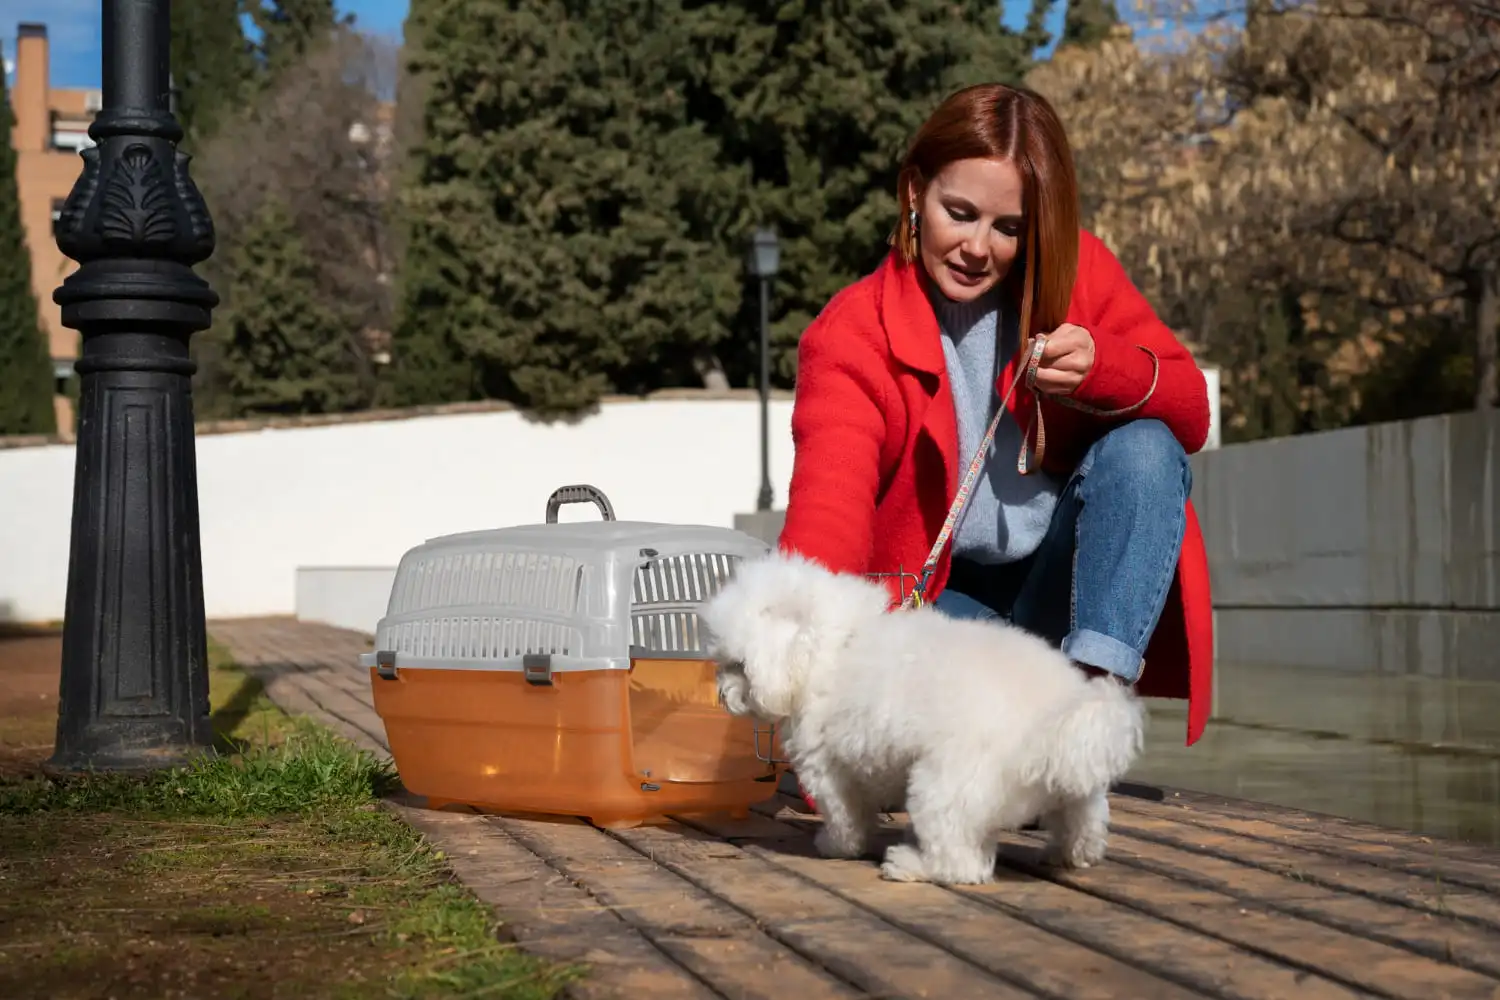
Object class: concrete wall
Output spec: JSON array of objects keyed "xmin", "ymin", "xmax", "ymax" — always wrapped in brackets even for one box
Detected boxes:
[
  {"xmin": 1192, "ymin": 408, "xmax": 1500, "ymax": 750},
  {"xmin": 0, "ymin": 393, "xmax": 795, "ymax": 623},
  {"xmin": 294, "ymin": 567, "xmax": 398, "ymax": 635}
]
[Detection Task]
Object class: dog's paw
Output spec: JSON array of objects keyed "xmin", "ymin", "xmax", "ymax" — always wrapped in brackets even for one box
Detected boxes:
[
  {"xmin": 879, "ymin": 844, "xmax": 929, "ymax": 882},
  {"xmin": 814, "ymin": 826, "xmax": 867, "ymax": 860},
  {"xmin": 1043, "ymin": 832, "xmax": 1109, "ymax": 869}
]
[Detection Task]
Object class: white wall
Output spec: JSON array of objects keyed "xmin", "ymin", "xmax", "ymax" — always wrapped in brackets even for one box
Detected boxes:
[
  {"xmin": 1200, "ymin": 365, "xmax": 1222, "ymax": 451},
  {"xmin": 295, "ymin": 566, "xmax": 399, "ymax": 634},
  {"xmin": 0, "ymin": 364, "xmax": 1223, "ymax": 625},
  {"xmin": 0, "ymin": 396, "xmax": 796, "ymax": 622}
]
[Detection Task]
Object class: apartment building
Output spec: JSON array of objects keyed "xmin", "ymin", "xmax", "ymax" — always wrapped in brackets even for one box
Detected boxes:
[{"xmin": 10, "ymin": 22, "xmax": 93, "ymax": 436}]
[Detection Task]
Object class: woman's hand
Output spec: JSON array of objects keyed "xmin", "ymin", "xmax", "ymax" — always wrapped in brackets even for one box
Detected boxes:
[{"xmin": 1029, "ymin": 323, "xmax": 1096, "ymax": 396}]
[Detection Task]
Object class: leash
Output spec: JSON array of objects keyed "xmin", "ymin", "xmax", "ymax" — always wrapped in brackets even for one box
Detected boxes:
[{"xmin": 900, "ymin": 335, "xmax": 1160, "ymax": 610}]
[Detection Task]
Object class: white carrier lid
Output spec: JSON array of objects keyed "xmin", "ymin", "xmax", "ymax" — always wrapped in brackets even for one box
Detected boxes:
[{"xmin": 364, "ymin": 485, "xmax": 769, "ymax": 678}]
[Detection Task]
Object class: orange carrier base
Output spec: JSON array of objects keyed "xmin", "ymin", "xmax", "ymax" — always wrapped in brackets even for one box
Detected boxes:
[{"xmin": 369, "ymin": 657, "xmax": 784, "ymax": 828}]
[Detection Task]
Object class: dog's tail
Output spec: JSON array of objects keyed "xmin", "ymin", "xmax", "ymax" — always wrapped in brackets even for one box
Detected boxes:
[{"xmin": 1027, "ymin": 677, "xmax": 1148, "ymax": 800}]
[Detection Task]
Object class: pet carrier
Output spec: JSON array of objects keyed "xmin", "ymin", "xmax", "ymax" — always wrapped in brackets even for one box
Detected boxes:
[{"xmin": 362, "ymin": 485, "xmax": 784, "ymax": 828}]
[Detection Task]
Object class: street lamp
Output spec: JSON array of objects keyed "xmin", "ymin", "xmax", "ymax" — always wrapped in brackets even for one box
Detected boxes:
[
  {"xmin": 747, "ymin": 228, "xmax": 779, "ymax": 512},
  {"xmin": 47, "ymin": 0, "xmax": 219, "ymax": 773}
]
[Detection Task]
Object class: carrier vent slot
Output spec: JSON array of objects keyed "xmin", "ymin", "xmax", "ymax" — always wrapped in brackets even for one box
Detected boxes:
[
  {"xmin": 377, "ymin": 615, "xmax": 582, "ymax": 661},
  {"xmin": 632, "ymin": 552, "xmax": 738, "ymax": 607},
  {"xmin": 389, "ymin": 551, "xmax": 586, "ymax": 617},
  {"xmin": 631, "ymin": 610, "xmax": 704, "ymax": 654}
]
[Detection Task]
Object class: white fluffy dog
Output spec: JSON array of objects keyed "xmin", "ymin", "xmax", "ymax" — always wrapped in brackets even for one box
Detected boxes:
[{"xmin": 699, "ymin": 551, "xmax": 1148, "ymax": 885}]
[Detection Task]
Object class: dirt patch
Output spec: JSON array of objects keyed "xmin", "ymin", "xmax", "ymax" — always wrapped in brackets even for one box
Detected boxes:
[
  {"xmin": 0, "ymin": 630, "xmax": 572, "ymax": 999},
  {"xmin": 0, "ymin": 630, "xmax": 61, "ymax": 776},
  {"xmin": 0, "ymin": 809, "xmax": 564, "ymax": 1000}
]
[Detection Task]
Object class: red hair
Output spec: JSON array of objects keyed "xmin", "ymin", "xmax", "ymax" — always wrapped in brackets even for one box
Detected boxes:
[{"xmin": 892, "ymin": 84, "xmax": 1080, "ymax": 348}]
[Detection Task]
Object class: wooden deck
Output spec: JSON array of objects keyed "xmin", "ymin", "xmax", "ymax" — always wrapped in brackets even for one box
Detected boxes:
[{"xmin": 212, "ymin": 617, "xmax": 1500, "ymax": 1000}]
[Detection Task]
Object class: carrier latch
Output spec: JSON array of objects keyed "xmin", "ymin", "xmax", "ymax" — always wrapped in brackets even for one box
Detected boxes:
[
  {"xmin": 374, "ymin": 650, "xmax": 398, "ymax": 680},
  {"xmin": 522, "ymin": 654, "xmax": 555, "ymax": 686}
]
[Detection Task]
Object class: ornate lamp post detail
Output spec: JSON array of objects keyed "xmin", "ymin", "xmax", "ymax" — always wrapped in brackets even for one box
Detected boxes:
[
  {"xmin": 46, "ymin": 0, "xmax": 219, "ymax": 773},
  {"xmin": 746, "ymin": 227, "xmax": 780, "ymax": 513}
]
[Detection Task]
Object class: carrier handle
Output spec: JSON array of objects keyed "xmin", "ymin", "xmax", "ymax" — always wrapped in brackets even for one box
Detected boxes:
[{"xmin": 545, "ymin": 484, "xmax": 616, "ymax": 523}]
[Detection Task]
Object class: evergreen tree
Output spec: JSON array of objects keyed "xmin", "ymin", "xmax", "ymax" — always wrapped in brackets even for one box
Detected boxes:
[
  {"xmin": 170, "ymin": 0, "xmax": 254, "ymax": 143},
  {"xmin": 689, "ymin": 0, "xmax": 1039, "ymax": 383},
  {"xmin": 391, "ymin": 0, "xmax": 1039, "ymax": 414},
  {"xmin": 1059, "ymin": 0, "xmax": 1120, "ymax": 50},
  {"xmin": 215, "ymin": 197, "xmax": 369, "ymax": 416},
  {"xmin": 246, "ymin": 0, "xmax": 348, "ymax": 85},
  {"xmin": 389, "ymin": 0, "xmax": 741, "ymax": 414},
  {"xmin": 0, "ymin": 71, "xmax": 56, "ymax": 436},
  {"xmin": 194, "ymin": 23, "xmax": 388, "ymax": 419}
]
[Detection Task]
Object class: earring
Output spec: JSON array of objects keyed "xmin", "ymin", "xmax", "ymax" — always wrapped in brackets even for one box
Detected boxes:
[{"xmin": 908, "ymin": 209, "xmax": 919, "ymax": 241}]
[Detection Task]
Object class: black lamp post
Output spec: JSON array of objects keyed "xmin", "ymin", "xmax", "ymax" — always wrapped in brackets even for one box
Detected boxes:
[
  {"xmin": 747, "ymin": 228, "xmax": 779, "ymax": 513},
  {"xmin": 46, "ymin": 0, "xmax": 219, "ymax": 773}
]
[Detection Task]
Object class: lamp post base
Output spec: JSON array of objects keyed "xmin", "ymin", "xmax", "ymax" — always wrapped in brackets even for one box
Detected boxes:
[
  {"xmin": 44, "ymin": 326, "xmax": 215, "ymax": 777},
  {"xmin": 43, "ymin": 730, "xmax": 212, "ymax": 777},
  {"xmin": 45, "ymin": 0, "xmax": 219, "ymax": 777}
]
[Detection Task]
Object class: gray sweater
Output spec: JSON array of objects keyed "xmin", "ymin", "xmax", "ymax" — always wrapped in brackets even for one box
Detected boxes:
[{"xmin": 932, "ymin": 289, "xmax": 1062, "ymax": 565}]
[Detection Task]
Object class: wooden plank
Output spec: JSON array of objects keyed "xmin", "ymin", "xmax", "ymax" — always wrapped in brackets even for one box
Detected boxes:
[
  {"xmin": 1095, "ymin": 827, "xmax": 1500, "ymax": 980},
  {"xmin": 684, "ymin": 809, "xmax": 1203, "ymax": 999},
  {"xmin": 213, "ymin": 619, "xmax": 369, "ymax": 670},
  {"xmin": 992, "ymin": 834, "xmax": 1500, "ymax": 1000},
  {"xmin": 297, "ymin": 674, "xmax": 388, "ymax": 746},
  {"xmin": 938, "ymin": 848, "xmax": 1375, "ymax": 1000},
  {"xmin": 494, "ymin": 814, "xmax": 870, "ymax": 1000},
  {"xmin": 262, "ymin": 665, "xmax": 393, "ymax": 749},
  {"xmin": 248, "ymin": 668, "xmax": 386, "ymax": 754},
  {"xmin": 244, "ymin": 667, "xmax": 320, "ymax": 717},
  {"xmin": 279, "ymin": 670, "xmax": 391, "ymax": 750},
  {"xmin": 672, "ymin": 809, "xmax": 806, "ymax": 842},
  {"xmin": 214, "ymin": 624, "xmax": 384, "ymax": 740},
  {"xmin": 390, "ymin": 804, "xmax": 716, "ymax": 1000},
  {"xmin": 1111, "ymin": 810, "xmax": 1500, "ymax": 930},
  {"xmin": 1114, "ymin": 799, "xmax": 1500, "ymax": 894},
  {"xmin": 740, "ymin": 791, "xmax": 1378, "ymax": 996},
  {"xmin": 328, "ymin": 667, "xmax": 376, "ymax": 707},
  {"xmin": 1141, "ymin": 791, "xmax": 1500, "ymax": 863},
  {"xmin": 722, "ymin": 835, "xmax": 1210, "ymax": 999},
  {"xmin": 312, "ymin": 661, "xmax": 376, "ymax": 707},
  {"xmin": 1140, "ymin": 791, "xmax": 1494, "ymax": 863},
  {"xmin": 606, "ymin": 821, "xmax": 1039, "ymax": 999}
]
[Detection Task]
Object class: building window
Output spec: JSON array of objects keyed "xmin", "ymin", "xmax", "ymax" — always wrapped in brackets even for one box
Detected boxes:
[{"xmin": 52, "ymin": 357, "xmax": 75, "ymax": 397}]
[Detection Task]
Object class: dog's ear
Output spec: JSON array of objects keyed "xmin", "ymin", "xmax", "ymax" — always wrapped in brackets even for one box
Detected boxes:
[
  {"xmin": 765, "ymin": 589, "xmax": 816, "ymax": 628},
  {"xmin": 739, "ymin": 617, "xmax": 807, "ymax": 719}
]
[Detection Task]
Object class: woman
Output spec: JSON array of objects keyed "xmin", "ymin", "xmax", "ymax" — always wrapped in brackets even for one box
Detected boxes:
[{"xmin": 777, "ymin": 82, "xmax": 1215, "ymax": 750}]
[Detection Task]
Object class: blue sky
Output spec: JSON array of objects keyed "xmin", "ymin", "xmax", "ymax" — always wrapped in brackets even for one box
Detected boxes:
[
  {"xmin": 0, "ymin": 0, "xmax": 408, "ymax": 87},
  {"xmin": 2, "ymin": 0, "xmax": 1067, "ymax": 89}
]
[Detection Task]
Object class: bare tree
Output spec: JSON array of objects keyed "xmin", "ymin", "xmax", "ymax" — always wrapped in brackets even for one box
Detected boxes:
[
  {"xmin": 1228, "ymin": 0, "xmax": 1500, "ymax": 407},
  {"xmin": 1029, "ymin": 0, "xmax": 1500, "ymax": 436},
  {"xmin": 192, "ymin": 27, "xmax": 399, "ymax": 416}
]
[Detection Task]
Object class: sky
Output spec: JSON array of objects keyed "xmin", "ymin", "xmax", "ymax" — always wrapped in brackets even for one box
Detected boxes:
[
  {"xmin": 0, "ymin": 0, "xmax": 1069, "ymax": 90},
  {"xmin": 0, "ymin": 0, "xmax": 408, "ymax": 87}
]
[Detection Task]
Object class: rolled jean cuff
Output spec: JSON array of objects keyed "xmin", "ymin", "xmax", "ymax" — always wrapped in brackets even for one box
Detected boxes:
[{"xmin": 1062, "ymin": 629, "xmax": 1144, "ymax": 684}]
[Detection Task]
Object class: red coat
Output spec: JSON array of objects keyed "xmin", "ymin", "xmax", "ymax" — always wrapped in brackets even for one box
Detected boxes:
[{"xmin": 777, "ymin": 230, "xmax": 1215, "ymax": 746}]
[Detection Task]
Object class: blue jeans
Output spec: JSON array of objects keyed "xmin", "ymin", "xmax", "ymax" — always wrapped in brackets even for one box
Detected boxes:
[{"xmin": 932, "ymin": 418, "xmax": 1190, "ymax": 684}]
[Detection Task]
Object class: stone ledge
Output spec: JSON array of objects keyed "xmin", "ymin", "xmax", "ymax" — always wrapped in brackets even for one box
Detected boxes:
[{"xmin": 0, "ymin": 387, "xmax": 795, "ymax": 451}]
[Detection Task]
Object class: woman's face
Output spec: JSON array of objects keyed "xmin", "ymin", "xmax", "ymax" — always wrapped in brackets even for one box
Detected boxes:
[{"xmin": 913, "ymin": 156, "xmax": 1025, "ymax": 303}]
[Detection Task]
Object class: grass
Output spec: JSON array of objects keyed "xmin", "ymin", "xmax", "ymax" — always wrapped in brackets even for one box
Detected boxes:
[{"xmin": 0, "ymin": 636, "xmax": 580, "ymax": 1000}]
